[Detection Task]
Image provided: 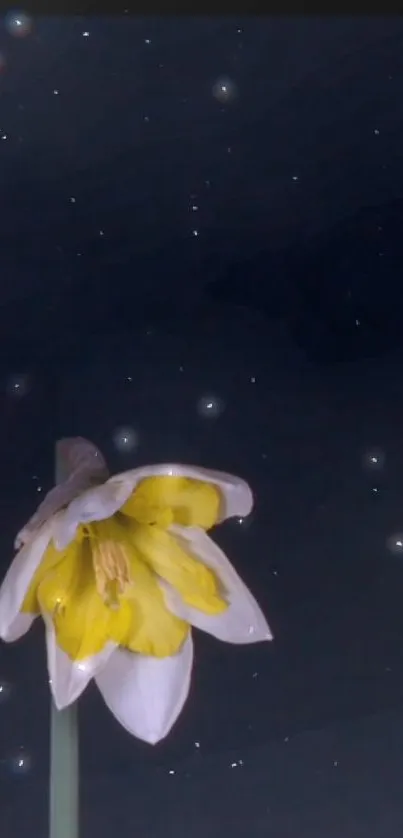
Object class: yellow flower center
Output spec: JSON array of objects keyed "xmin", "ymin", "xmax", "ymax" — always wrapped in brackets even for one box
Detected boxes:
[
  {"xmin": 21, "ymin": 475, "xmax": 227, "ymax": 662},
  {"xmin": 90, "ymin": 534, "xmax": 132, "ymax": 608}
]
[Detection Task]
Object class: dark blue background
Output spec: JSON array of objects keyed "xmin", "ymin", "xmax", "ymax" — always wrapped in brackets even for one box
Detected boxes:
[{"xmin": 1, "ymin": 15, "xmax": 403, "ymax": 837}]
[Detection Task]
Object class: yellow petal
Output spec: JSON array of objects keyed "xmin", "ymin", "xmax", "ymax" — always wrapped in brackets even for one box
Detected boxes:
[
  {"xmin": 121, "ymin": 476, "xmax": 221, "ymax": 530},
  {"xmin": 21, "ymin": 539, "xmax": 67, "ymax": 614},
  {"xmin": 122, "ymin": 544, "xmax": 189, "ymax": 657},
  {"xmin": 94, "ymin": 516, "xmax": 189, "ymax": 657},
  {"xmin": 36, "ymin": 538, "xmax": 133, "ymax": 661},
  {"xmin": 127, "ymin": 521, "xmax": 228, "ymax": 616}
]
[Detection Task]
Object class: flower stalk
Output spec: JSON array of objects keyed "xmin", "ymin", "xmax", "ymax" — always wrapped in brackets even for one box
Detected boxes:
[{"xmin": 49, "ymin": 446, "xmax": 79, "ymax": 838}]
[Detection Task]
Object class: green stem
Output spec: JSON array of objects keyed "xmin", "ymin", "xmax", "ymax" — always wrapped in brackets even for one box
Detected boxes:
[
  {"xmin": 49, "ymin": 448, "xmax": 80, "ymax": 838},
  {"xmin": 49, "ymin": 702, "xmax": 79, "ymax": 838}
]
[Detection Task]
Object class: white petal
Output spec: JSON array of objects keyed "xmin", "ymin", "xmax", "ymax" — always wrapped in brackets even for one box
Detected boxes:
[
  {"xmin": 0, "ymin": 523, "xmax": 52, "ymax": 642},
  {"xmin": 53, "ymin": 462, "xmax": 253, "ymax": 550},
  {"xmin": 163, "ymin": 526, "xmax": 273, "ymax": 644},
  {"xmin": 52, "ymin": 480, "xmax": 135, "ymax": 550},
  {"xmin": 95, "ymin": 635, "xmax": 193, "ymax": 744},
  {"xmin": 43, "ymin": 613, "xmax": 116, "ymax": 709},
  {"xmin": 3, "ymin": 613, "xmax": 36, "ymax": 642}
]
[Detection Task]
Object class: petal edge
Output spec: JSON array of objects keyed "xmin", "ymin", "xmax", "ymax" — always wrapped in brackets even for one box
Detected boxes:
[
  {"xmin": 43, "ymin": 613, "xmax": 117, "ymax": 709},
  {"xmin": 95, "ymin": 635, "xmax": 193, "ymax": 744},
  {"xmin": 162, "ymin": 526, "xmax": 273, "ymax": 645},
  {"xmin": 0, "ymin": 524, "xmax": 52, "ymax": 642}
]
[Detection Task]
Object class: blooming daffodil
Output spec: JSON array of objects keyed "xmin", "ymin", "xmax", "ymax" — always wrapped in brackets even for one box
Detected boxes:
[{"xmin": 0, "ymin": 438, "xmax": 272, "ymax": 743}]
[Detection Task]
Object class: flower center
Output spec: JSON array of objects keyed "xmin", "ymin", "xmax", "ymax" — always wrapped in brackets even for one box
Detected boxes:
[{"xmin": 88, "ymin": 531, "xmax": 132, "ymax": 608}]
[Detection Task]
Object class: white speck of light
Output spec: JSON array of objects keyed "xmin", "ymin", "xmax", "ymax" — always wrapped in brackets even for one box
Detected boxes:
[
  {"xmin": 1, "ymin": 134, "xmax": 7, "ymax": 140},
  {"xmin": 197, "ymin": 394, "xmax": 225, "ymax": 418},
  {"xmin": 192, "ymin": 229, "xmax": 199, "ymax": 237},
  {"xmin": 126, "ymin": 376, "xmax": 133, "ymax": 382},
  {"xmin": 99, "ymin": 230, "xmax": 104, "ymax": 236},
  {"xmin": 113, "ymin": 426, "xmax": 139, "ymax": 453},
  {"xmin": 0, "ymin": 681, "xmax": 12, "ymax": 702},
  {"xmin": 212, "ymin": 77, "xmax": 237, "ymax": 103},
  {"xmin": 374, "ymin": 129, "xmax": 380, "ymax": 135},
  {"xmin": 8, "ymin": 749, "xmax": 32, "ymax": 775},
  {"xmin": 191, "ymin": 204, "xmax": 199, "ymax": 211},
  {"xmin": 5, "ymin": 12, "xmax": 32, "ymax": 37},
  {"xmin": 355, "ymin": 319, "xmax": 361, "ymax": 326},
  {"xmin": 194, "ymin": 741, "xmax": 200, "ymax": 748},
  {"xmin": 144, "ymin": 116, "xmax": 150, "ymax": 122},
  {"xmin": 179, "ymin": 366, "xmax": 184, "ymax": 372},
  {"xmin": 82, "ymin": 31, "xmax": 90, "ymax": 37},
  {"xmin": 144, "ymin": 38, "xmax": 151, "ymax": 44},
  {"xmin": 250, "ymin": 376, "xmax": 256, "ymax": 383},
  {"xmin": 292, "ymin": 175, "xmax": 299, "ymax": 181},
  {"xmin": 7, "ymin": 373, "xmax": 30, "ymax": 398},
  {"xmin": 387, "ymin": 535, "xmax": 403, "ymax": 554},
  {"xmin": 362, "ymin": 449, "xmax": 385, "ymax": 471},
  {"xmin": 169, "ymin": 769, "xmax": 175, "ymax": 775},
  {"xmin": 70, "ymin": 197, "xmax": 76, "ymax": 203},
  {"xmin": 53, "ymin": 89, "xmax": 59, "ymax": 95}
]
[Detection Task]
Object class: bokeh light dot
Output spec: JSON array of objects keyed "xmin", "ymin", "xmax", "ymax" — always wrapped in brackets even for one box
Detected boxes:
[
  {"xmin": 0, "ymin": 679, "xmax": 12, "ymax": 703},
  {"xmin": 7, "ymin": 747, "xmax": 32, "ymax": 776},
  {"xmin": 228, "ymin": 512, "xmax": 255, "ymax": 531},
  {"xmin": 6, "ymin": 373, "xmax": 30, "ymax": 398},
  {"xmin": 5, "ymin": 11, "xmax": 33, "ymax": 38},
  {"xmin": 362, "ymin": 448, "xmax": 385, "ymax": 471},
  {"xmin": 197, "ymin": 394, "xmax": 225, "ymax": 419},
  {"xmin": 212, "ymin": 76, "xmax": 237, "ymax": 103},
  {"xmin": 113, "ymin": 426, "xmax": 139, "ymax": 452},
  {"xmin": 386, "ymin": 533, "xmax": 403, "ymax": 555}
]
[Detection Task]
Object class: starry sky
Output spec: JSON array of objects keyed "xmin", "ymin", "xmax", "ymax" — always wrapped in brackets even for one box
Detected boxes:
[{"xmin": 2, "ymin": 13, "xmax": 403, "ymax": 837}]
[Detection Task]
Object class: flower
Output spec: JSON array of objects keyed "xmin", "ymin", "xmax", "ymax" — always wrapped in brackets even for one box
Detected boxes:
[{"xmin": 0, "ymin": 438, "xmax": 272, "ymax": 744}]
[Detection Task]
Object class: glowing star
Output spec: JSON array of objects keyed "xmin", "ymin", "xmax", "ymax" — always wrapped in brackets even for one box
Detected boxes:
[{"xmin": 0, "ymin": 438, "xmax": 272, "ymax": 744}]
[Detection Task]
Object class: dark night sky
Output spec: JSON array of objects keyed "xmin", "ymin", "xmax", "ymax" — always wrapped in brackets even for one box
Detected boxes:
[{"xmin": 2, "ymin": 13, "xmax": 403, "ymax": 837}]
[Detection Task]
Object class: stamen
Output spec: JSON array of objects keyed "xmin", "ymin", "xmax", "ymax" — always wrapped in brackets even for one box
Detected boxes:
[{"xmin": 92, "ymin": 539, "xmax": 132, "ymax": 608}]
